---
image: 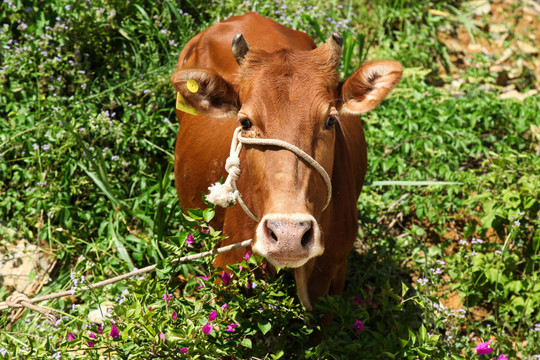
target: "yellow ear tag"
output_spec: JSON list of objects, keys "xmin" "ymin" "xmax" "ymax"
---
[
  {"xmin": 176, "ymin": 92, "xmax": 198, "ymax": 116},
  {"xmin": 187, "ymin": 79, "xmax": 199, "ymax": 93}
]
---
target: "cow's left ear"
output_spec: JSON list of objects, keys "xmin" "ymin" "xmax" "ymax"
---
[
  {"xmin": 339, "ymin": 60, "xmax": 403, "ymax": 115},
  {"xmin": 171, "ymin": 68, "xmax": 240, "ymax": 118}
]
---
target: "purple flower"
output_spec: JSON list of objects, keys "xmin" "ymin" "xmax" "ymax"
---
[
  {"xmin": 497, "ymin": 355, "xmax": 508, "ymax": 360},
  {"xmin": 87, "ymin": 340, "xmax": 94, "ymax": 347},
  {"xmin": 172, "ymin": 312, "xmax": 177, "ymax": 321},
  {"xmin": 110, "ymin": 325, "xmax": 119, "ymax": 338},
  {"xmin": 208, "ymin": 310, "xmax": 217, "ymax": 322},
  {"xmin": 226, "ymin": 323, "xmax": 238, "ymax": 332},
  {"xmin": 202, "ymin": 323, "xmax": 213, "ymax": 335},
  {"xmin": 88, "ymin": 332, "xmax": 96, "ymax": 339},
  {"xmin": 67, "ymin": 332, "xmax": 76, "ymax": 341},
  {"xmin": 186, "ymin": 234, "xmax": 194, "ymax": 245},
  {"xmin": 221, "ymin": 271, "xmax": 231, "ymax": 285},
  {"xmin": 160, "ymin": 331, "xmax": 166, "ymax": 342},
  {"xmin": 475, "ymin": 341, "xmax": 494, "ymax": 355},
  {"xmin": 221, "ymin": 303, "xmax": 228, "ymax": 311},
  {"xmin": 353, "ymin": 320, "xmax": 364, "ymax": 333},
  {"xmin": 244, "ymin": 251, "xmax": 251, "ymax": 261},
  {"xmin": 96, "ymin": 325, "xmax": 103, "ymax": 335},
  {"xmin": 179, "ymin": 348, "xmax": 188, "ymax": 354}
]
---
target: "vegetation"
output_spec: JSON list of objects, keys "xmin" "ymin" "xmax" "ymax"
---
[{"xmin": 1, "ymin": 0, "xmax": 538, "ymax": 359}]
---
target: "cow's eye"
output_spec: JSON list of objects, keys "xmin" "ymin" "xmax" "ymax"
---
[
  {"xmin": 324, "ymin": 115, "xmax": 338, "ymax": 130},
  {"xmin": 240, "ymin": 118, "xmax": 253, "ymax": 130}
]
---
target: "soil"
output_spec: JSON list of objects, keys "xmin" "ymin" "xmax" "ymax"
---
[{"xmin": 435, "ymin": 0, "xmax": 540, "ymax": 99}]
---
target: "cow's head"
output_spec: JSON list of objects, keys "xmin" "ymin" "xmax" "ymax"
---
[{"xmin": 171, "ymin": 34, "xmax": 402, "ymax": 269}]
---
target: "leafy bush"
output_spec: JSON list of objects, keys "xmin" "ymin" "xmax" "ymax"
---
[{"xmin": 1, "ymin": 0, "xmax": 539, "ymax": 359}]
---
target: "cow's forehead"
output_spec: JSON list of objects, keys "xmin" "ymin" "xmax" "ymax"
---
[{"xmin": 236, "ymin": 48, "xmax": 340, "ymax": 120}]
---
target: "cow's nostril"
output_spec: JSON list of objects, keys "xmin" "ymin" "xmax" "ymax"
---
[
  {"xmin": 301, "ymin": 226, "xmax": 313, "ymax": 248},
  {"xmin": 269, "ymin": 229, "xmax": 278, "ymax": 242}
]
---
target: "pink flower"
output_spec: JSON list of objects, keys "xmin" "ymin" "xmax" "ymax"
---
[
  {"xmin": 148, "ymin": 306, "xmax": 153, "ymax": 311},
  {"xmin": 162, "ymin": 293, "xmax": 173, "ymax": 304},
  {"xmin": 497, "ymin": 355, "xmax": 508, "ymax": 360},
  {"xmin": 475, "ymin": 341, "xmax": 494, "ymax": 355},
  {"xmin": 172, "ymin": 312, "xmax": 177, "ymax": 321},
  {"xmin": 179, "ymin": 348, "xmax": 188, "ymax": 354},
  {"xmin": 88, "ymin": 332, "xmax": 96, "ymax": 339},
  {"xmin": 87, "ymin": 340, "xmax": 94, "ymax": 347},
  {"xmin": 244, "ymin": 251, "xmax": 251, "ymax": 261},
  {"xmin": 208, "ymin": 310, "xmax": 217, "ymax": 322},
  {"xmin": 110, "ymin": 325, "xmax": 119, "ymax": 338},
  {"xmin": 221, "ymin": 303, "xmax": 228, "ymax": 311},
  {"xmin": 353, "ymin": 296, "xmax": 364, "ymax": 306},
  {"xmin": 67, "ymin": 332, "xmax": 76, "ymax": 341},
  {"xmin": 197, "ymin": 275, "xmax": 209, "ymax": 289},
  {"xmin": 201, "ymin": 228, "xmax": 209, "ymax": 234},
  {"xmin": 160, "ymin": 331, "xmax": 166, "ymax": 342},
  {"xmin": 202, "ymin": 323, "xmax": 213, "ymax": 335},
  {"xmin": 221, "ymin": 271, "xmax": 231, "ymax": 285},
  {"xmin": 353, "ymin": 320, "xmax": 364, "ymax": 333},
  {"xmin": 186, "ymin": 234, "xmax": 194, "ymax": 245},
  {"xmin": 96, "ymin": 325, "xmax": 103, "ymax": 335},
  {"xmin": 226, "ymin": 323, "xmax": 238, "ymax": 332}
]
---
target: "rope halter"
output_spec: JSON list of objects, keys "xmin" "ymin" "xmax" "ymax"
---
[{"xmin": 206, "ymin": 127, "xmax": 332, "ymax": 222}]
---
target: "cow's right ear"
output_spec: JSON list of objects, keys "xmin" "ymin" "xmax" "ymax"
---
[
  {"xmin": 339, "ymin": 60, "xmax": 402, "ymax": 115},
  {"xmin": 171, "ymin": 69, "xmax": 240, "ymax": 118}
]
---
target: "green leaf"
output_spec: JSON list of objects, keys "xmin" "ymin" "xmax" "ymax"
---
[
  {"xmin": 187, "ymin": 209, "xmax": 203, "ymax": 220},
  {"xmin": 418, "ymin": 324, "xmax": 427, "ymax": 343},
  {"xmin": 258, "ymin": 321, "xmax": 272, "ymax": 335},
  {"xmin": 505, "ymin": 280, "xmax": 523, "ymax": 294},
  {"xmin": 241, "ymin": 338, "xmax": 252, "ymax": 349},
  {"xmin": 109, "ymin": 214, "xmax": 134, "ymax": 269},
  {"xmin": 203, "ymin": 207, "xmax": 215, "ymax": 223}
]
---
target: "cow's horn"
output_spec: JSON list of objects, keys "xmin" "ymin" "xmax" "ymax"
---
[
  {"xmin": 232, "ymin": 33, "xmax": 250, "ymax": 65},
  {"xmin": 331, "ymin": 33, "xmax": 343, "ymax": 49},
  {"xmin": 328, "ymin": 33, "xmax": 343, "ymax": 62},
  {"xmin": 314, "ymin": 33, "xmax": 343, "ymax": 70}
]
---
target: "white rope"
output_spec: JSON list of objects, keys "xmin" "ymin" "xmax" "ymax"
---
[{"xmin": 206, "ymin": 127, "xmax": 332, "ymax": 222}]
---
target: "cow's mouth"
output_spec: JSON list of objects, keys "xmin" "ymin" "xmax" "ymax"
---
[{"xmin": 253, "ymin": 213, "xmax": 324, "ymax": 268}]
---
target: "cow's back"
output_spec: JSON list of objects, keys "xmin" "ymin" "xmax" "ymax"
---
[{"xmin": 177, "ymin": 12, "xmax": 317, "ymax": 82}]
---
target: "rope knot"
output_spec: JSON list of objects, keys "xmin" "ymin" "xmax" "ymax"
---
[
  {"xmin": 6, "ymin": 293, "xmax": 30, "ymax": 308},
  {"xmin": 225, "ymin": 156, "xmax": 241, "ymax": 180}
]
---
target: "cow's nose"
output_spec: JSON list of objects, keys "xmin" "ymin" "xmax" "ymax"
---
[
  {"xmin": 254, "ymin": 213, "xmax": 323, "ymax": 268},
  {"xmin": 265, "ymin": 218, "xmax": 314, "ymax": 248}
]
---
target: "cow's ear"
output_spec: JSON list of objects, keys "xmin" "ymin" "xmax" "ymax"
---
[
  {"xmin": 339, "ymin": 60, "xmax": 402, "ymax": 115},
  {"xmin": 171, "ymin": 69, "xmax": 240, "ymax": 118}
]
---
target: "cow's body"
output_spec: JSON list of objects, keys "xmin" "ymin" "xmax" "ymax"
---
[{"xmin": 172, "ymin": 12, "xmax": 402, "ymax": 309}]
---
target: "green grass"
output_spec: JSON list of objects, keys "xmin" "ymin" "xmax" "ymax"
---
[{"xmin": 1, "ymin": 0, "xmax": 539, "ymax": 359}]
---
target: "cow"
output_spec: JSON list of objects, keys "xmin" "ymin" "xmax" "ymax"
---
[{"xmin": 171, "ymin": 12, "xmax": 402, "ymax": 310}]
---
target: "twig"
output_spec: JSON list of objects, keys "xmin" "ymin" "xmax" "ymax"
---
[{"xmin": 0, "ymin": 239, "xmax": 252, "ymax": 323}]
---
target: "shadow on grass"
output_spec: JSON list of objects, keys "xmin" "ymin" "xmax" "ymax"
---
[{"xmin": 314, "ymin": 224, "xmax": 426, "ymax": 357}]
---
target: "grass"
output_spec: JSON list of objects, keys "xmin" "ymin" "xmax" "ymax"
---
[{"xmin": 1, "ymin": 0, "xmax": 539, "ymax": 359}]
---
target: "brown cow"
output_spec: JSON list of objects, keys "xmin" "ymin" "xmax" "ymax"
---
[{"xmin": 171, "ymin": 12, "xmax": 402, "ymax": 310}]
